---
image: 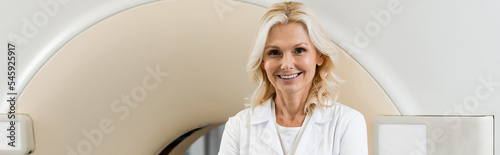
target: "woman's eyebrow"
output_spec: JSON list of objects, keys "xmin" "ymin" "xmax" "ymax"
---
[
  {"xmin": 294, "ymin": 42, "xmax": 308, "ymax": 47},
  {"xmin": 265, "ymin": 42, "xmax": 308, "ymax": 50},
  {"xmin": 264, "ymin": 45, "xmax": 279, "ymax": 50}
]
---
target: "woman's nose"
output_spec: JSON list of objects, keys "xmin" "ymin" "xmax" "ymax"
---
[{"xmin": 280, "ymin": 53, "xmax": 294, "ymax": 71}]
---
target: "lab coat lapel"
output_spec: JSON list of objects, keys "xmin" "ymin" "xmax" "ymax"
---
[
  {"xmin": 294, "ymin": 106, "xmax": 332, "ymax": 154},
  {"xmin": 251, "ymin": 99, "xmax": 283, "ymax": 155},
  {"xmin": 260, "ymin": 119, "xmax": 283, "ymax": 154}
]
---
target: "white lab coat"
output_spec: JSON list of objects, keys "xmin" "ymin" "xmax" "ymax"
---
[{"xmin": 218, "ymin": 98, "xmax": 368, "ymax": 155}]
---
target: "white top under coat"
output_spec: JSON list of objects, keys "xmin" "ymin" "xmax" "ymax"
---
[
  {"xmin": 275, "ymin": 124, "xmax": 300, "ymax": 154},
  {"xmin": 218, "ymin": 98, "xmax": 368, "ymax": 155}
]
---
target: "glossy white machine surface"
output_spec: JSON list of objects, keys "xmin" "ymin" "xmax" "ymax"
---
[
  {"xmin": 374, "ymin": 116, "xmax": 494, "ymax": 155},
  {"xmin": 1, "ymin": 0, "xmax": 499, "ymax": 154}
]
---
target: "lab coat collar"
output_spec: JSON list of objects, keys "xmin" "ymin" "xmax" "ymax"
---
[
  {"xmin": 250, "ymin": 98, "xmax": 335, "ymax": 154},
  {"xmin": 250, "ymin": 98, "xmax": 334, "ymax": 124},
  {"xmin": 311, "ymin": 100, "xmax": 335, "ymax": 123},
  {"xmin": 250, "ymin": 99, "xmax": 272, "ymax": 125}
]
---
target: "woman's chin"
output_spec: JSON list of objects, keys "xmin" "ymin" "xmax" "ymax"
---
[{"xmin": 276, "ymin": 86, "xmax": 302, "ymax": 95}]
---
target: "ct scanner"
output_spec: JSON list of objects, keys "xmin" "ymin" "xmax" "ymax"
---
[{"xmin": 0, "ymin": 0, "xmax": 499, "ymax": 154}]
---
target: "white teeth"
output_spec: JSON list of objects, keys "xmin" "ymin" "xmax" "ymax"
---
[{"xmin": 279, "ymin": 73, "xmax": 299, "ymax": 79}]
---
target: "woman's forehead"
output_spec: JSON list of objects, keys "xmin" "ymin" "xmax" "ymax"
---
[{"xmin": 265, "ymin": 23, "xmax": 312, "ymax": 47}]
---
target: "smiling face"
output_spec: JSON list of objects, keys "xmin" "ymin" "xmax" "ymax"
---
[{"xmin": 261, "ymin": 23, "xmax": 324, "ymax": 95}]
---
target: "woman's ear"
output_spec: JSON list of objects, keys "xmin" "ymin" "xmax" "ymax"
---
[{"xmin": 317, "ymin": 54, "xmax": 325, "ymax": 66}]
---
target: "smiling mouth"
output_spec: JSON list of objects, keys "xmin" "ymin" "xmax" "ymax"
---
[{"xmin": 277, "ymin": 72, "xmax": 302, "ymax": 79}]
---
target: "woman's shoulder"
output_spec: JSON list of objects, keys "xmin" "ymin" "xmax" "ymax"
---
[
  {"xmin": 228, "ymin": 100, "xmax": 272, "ymax": 123},
  {"xmin": 335, "ymin": 103, "xmax": 364, "ymax": 116},
  {"xmin": 324, "ymin": 101, "xmax": 366, "ymax": 122}
]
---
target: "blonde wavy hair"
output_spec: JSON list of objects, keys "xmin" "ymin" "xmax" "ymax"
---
[{"xmin": 246, "ymin": 1, "xmax": 345, "ymax": 113}]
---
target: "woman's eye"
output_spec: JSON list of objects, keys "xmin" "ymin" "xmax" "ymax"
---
[
  {"xmin": 295, "ymin": 48, "xmax": 306, "ymax": 54},
  {"xmin": 269, "ymin": 50, "xmax": 280, "ymax": 55}
]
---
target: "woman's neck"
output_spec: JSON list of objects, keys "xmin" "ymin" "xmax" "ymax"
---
[{"xmin": 274, "ymin": 90, "xmax": 309, "ymax": 127}]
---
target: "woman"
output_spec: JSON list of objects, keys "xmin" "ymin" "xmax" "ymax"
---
[{"xmin": 219, "ymin": 2, "xmax": 367, "ymax": 155}]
